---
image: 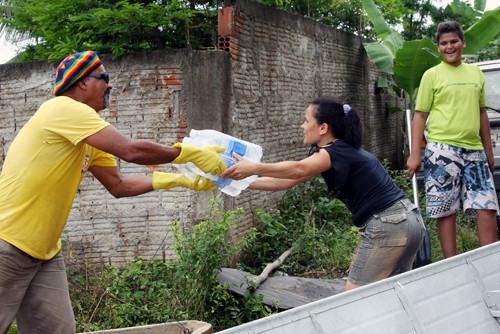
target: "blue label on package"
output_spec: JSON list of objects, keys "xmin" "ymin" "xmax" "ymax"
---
[
  {"xmin": 230, "ymin": 140, "xmax": 247, "ymax": 156},
  {"xmin": 224, "ymin": 140, "xmax": 247, "ymax": 169},
  {"xmin": 214, "ymin": 177, "xmax": 232, "ymax": 188}
]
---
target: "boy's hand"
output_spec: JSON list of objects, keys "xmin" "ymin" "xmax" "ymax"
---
[{"xmin": 406, "ymin": 153, "xmax": 422, "ymax": 179}]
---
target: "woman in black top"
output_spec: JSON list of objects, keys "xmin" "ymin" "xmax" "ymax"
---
[{"xmin": 221, "ymin": 96, "xmax": 426, "ymax": 290}]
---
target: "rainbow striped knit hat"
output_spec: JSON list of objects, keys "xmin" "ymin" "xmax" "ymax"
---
[{"xmin": 53, "ymin": 51, "xmax": 103, "ymax": 96}]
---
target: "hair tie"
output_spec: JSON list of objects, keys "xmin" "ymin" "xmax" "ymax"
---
[{"xmin": 343, "ymin": 104, "xmax": 351, "ymax": 115}]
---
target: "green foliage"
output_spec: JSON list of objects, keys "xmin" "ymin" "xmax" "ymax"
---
[
  {"xmin": 68, "ymin": 197, "xmax": 272, "ymax": 332},
  {"xmin": 240, "ymin": 177, "xmax": 360, "ymax": 278},
  {"xmin": 0, "ymin": 0, "xmax": 217, "ymax": 63},
  {"xmin": 370, "ymin": 0, "xmax": 491, "ymax": 45},
  {"xmin": 7, "ymin": 322, "xmax": 16, "ymax": 334},
  {"xmin": 463, "ymin": 7, "xmax": 500, "ymax": 55},
  {"xmin": 392, "ymin": 38, "xmax": 440, "ymax": 102},
  {"xmin": 170, "ymin": 197, "xmax": 257, "ymax": 322},
  {"xmin": 477, "ymin": 35, "xmax": 500, "ymax": 61},
  {"xmin": 456, "ymin": 214, "xmax": 481, "ymax": 253},
  {"xmin": 69, "ymin": 256, "xmax": 177, "ymax": 331}
]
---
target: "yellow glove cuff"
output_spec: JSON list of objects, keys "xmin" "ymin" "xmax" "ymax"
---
[
  {"xmin": 152, "ymin": 172, "xmax": 217, "ymax": 192},
  {"xmin": 171, "ymin": 142, "xmax": 194, "ymax": 164},
  {"xmin": 152, "ymin": 172, "xmax": 186, "ymax": 190}
]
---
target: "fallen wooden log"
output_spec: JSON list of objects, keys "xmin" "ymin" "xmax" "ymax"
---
[{"xmin": 217, "ymin": 268, "xmax": 346, "ymax": 310}]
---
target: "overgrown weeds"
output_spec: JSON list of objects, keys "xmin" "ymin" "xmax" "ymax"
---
[
  {"xmin": 239, "ymin": 177, "xmax": 359, "ymax": 278},
  {"xmin": 67, "ymin": 197, "xmax": 275, "ymax": 333}
]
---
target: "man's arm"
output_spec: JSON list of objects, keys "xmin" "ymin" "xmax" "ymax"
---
[
  {"xmin": 407, "ymin": 111, "xmax": 429, "ymax": 178},
  {"xmin": 89, "ymin": 165, "xmax": 154, "ymax": 198},
  {"xmin": 84, "ymin": 125, "xmax": 180, "ymax": 165},
  {"xmin": 84, "ymin": 125, "xmax": 226, "ymax": 175},
  {"xmin": 89, "ymin": 165, "xmax": 217, "ymax": 198},
  {"xmin": 479, "ymin": 106, "xmax": 495, "ymax": 173}
]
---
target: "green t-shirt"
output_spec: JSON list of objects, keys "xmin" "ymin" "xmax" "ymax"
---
[{"xmin": 416, "ymin": 61, "xmax": 486, "ymax": 150}]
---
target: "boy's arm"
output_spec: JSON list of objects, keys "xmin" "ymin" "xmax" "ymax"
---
[
  {"xmin": 479, "ymin": 107, "xmax": 495, "ymax": 173},
  {"xmin": 407, "ymin": 111, "xmax": 429, "ymax": 178}
]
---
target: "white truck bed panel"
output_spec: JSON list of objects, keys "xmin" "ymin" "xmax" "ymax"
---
[{"xmin": 216, "ymin": 242, "xmax": 500, "ymax": 334}]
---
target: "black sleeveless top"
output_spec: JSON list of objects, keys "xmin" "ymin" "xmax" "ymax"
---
[{"xmin": 317, "ymin": 140, "xmax": 406, "ymax": 227}]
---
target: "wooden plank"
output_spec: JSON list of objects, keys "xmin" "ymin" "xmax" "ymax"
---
[{"xmin": 82, "ymin": 320, "xmax": 212, "ymax": 334}]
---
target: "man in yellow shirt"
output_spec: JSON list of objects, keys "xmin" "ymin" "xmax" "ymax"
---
[
  {"xmin": 0, "ymin": 51, "xmax": 226, "ymax": 334},
  {"xmin": 407, "ymin": 22, "xmax": 498, "ymax": 259}
]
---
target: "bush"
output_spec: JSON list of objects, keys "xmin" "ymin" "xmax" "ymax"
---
[
  {"xmin": 240, "ymin": 177, "xmax": 360, "ymax": 278},
  {"xmin": 68, "ymin": 197, "xmax": 274, "ymax": 333}
]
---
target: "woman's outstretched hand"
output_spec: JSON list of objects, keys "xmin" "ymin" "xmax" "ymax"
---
[{"xmin": 221, "ymin": 153, "xmax": 258, "ymax": 180}]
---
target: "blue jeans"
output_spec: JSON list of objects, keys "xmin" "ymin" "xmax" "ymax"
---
[{"xmin": 348, "ymin": 198, "xmax": 426, "ymax": 286}]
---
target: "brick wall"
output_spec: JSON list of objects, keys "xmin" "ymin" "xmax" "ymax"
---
[
  {"xmin": 218, "ymin": 0, "xmax": 405, "ymax": 240},
  {"xmin": 0, "ymin": 51, "xmax": 234, "ymax": 266},
  {"xmin": 0, "ymin": 0, "xmax": 404, "ymax": 266}
]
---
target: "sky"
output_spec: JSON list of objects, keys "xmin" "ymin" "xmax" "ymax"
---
[{"xmin": 0, "ymin": 0, "xmax": 499, "ymax": 64}]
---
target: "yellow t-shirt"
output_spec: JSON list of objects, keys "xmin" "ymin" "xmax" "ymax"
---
[
  {"xmin": 0, "ymin": 96, "xmax": 117, "ymax": 260},
  {"xmin": 416, "ymin": 62, "xmax": 486, "ymax": 149}
]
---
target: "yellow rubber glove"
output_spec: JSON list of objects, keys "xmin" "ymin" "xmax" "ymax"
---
[
  {"xmin": 172, "ymin": 143, "xmax": 226, "ymax": 175},
  {"xmin": 152, "ymin": 172, "xmax": 217, "ymax": 191}
]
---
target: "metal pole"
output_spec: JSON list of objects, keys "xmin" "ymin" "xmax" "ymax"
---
[{"xmin": 406, "ymin": 103, "xmax": 419, "ymax": 209}]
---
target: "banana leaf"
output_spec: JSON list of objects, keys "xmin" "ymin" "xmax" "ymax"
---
[
  {"xmin": 463, "ymin": 9, "xmax": 500, "ymax": 54},
  {"xmin": 474, "ymin": 0, "xmax": 487, "ymax": 11},
  {"xmin": 361, "ymin": 0, "xmax": 403, "ymax": 55},
  {"xmin": 363, "ymin": 42, "xmax": 395, "ymax": 75},
  {"xmin": 392, "ymin": 39, "xmax": 440, "ymax": 105},
  {"xmin": 361, "ymin": 0, "xmax": 390, "ymax": 36}
]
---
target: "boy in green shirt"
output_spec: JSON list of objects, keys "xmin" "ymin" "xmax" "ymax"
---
[{"xmin": 407, "ymin": 21, "xmax": 498, "ymax": 258}]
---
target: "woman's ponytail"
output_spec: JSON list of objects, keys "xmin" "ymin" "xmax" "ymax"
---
[{"xmin": 311, "ymin": 97, "xmax": 363, "ymax": 149}]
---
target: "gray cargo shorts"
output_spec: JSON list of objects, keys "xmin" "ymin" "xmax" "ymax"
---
[
  {"xmin": 0, "ymin": 239, "xmax": 75, "ymax": 334},
  {"xmin": 348, "ymin": 198, "xmax": 426, "ymax": 286}
]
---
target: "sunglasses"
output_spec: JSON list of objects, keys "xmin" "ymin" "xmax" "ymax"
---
[{"xmin": 86, "ymin": 73, "xmax": 110, "ymax": 84}]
